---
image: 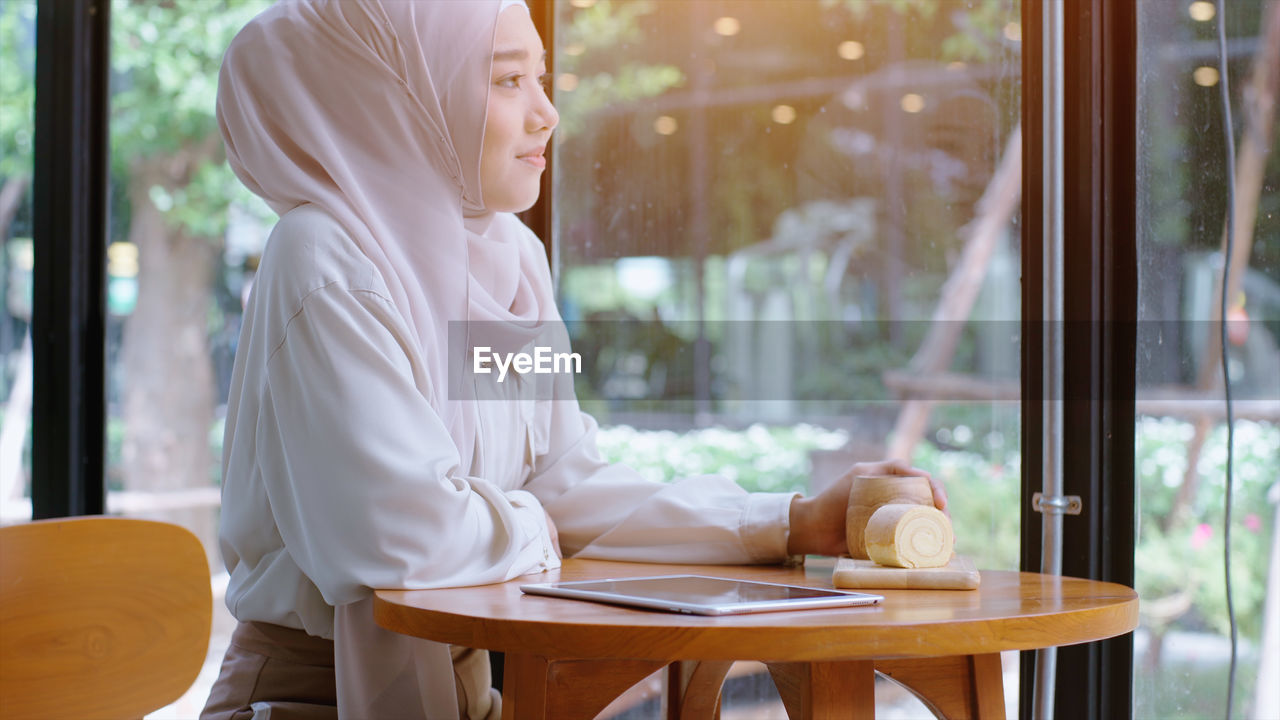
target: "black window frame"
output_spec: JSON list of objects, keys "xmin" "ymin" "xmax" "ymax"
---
[
  {"xmin": 1019, "ymin": 1, "xmax": 1137, "ymax": 717},
  {"xmin": 31, "ymin": 0, "xmax": 110, "ymax": 518}
]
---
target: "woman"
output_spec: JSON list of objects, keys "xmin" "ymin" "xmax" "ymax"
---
[{"xmin": 205, "ymin": 2, "xmax": 945, "ymax": 718}]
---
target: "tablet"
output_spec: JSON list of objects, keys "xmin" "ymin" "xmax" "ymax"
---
[{"xmin": 519, "ymin": 574, "xmax": 883, "ymax": 616}]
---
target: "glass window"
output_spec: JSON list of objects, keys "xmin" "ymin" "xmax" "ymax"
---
[
  {"xmin": 0, "ymin": 0, "xmax": 35, "ymax": 525},
  {"xmin": 552, "ymin": 1, "xmax": 1022, "ymax": 714},
  {"xmin": 107, "ymin": 1, "xmax": 272, "ymax": 715},
  {"xmin": 1135, "ymin": 1, "xmax": 1279, "ymax": 718}
]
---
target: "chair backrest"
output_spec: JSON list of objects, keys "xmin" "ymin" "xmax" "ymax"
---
[{"xmin": 0, "ymin": 516, "xmax": 212, "ymax": 720}]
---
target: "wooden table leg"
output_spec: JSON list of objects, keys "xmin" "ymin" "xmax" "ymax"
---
[
  {"xmin": 501, "ymin": 653, "xmax": 549, "ymax": 720},
  {"xmin": 766, "ymin": 660, "xmax": 876, "ymax": 720},
  {"xmin": 874, "ymin": 654, "xmax": 1005, "ymax": 720},
  {"xmin": 667, "ymin": 660, "xmax": 734, "ymax": 720},
  {"xmin": 501, "ymin": 652, "xmax": 667, "ymax": 720}
]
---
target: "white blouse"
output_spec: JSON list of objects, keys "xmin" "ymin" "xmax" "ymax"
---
[{"xmin": 218, "ymin": 205, "xmax": 797, "ymax": 718}]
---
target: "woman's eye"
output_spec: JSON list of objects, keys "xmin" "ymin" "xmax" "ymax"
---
[
  {"xmin": 538, "ymin": 73, "xmax": 552, "ymax": 92},
  {"xmin": 496, "ymin": 74, "xmax": 522, "ymax": 88}
]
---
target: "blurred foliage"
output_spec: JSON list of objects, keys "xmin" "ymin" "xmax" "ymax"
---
[
  {"xmin": 595, "ymin": 423, "xmax": 848, "ymax": 494},
  {"xmin": 111, "ymin": 0, "xmax": 258, "ymax": 164},
  {"xmin": 820, "ymin": 0, "xmax": 938, "ymax": 21},
  {"xmin": 939, "ymin": 0, "xmax": 1015, "ymax": 62},
  {"xmin": 792, "ymin": 340, "xmax": 910, "ymax": 403},
  {"xmin": 0, "ymin": 1, "xmax": 35, "ymax": 179},
  {"xmin": 554, "ymin": 0, "xmax": 684, "ymax": 139},
  {"xmin": 910, "ymin": 422, "xmax": 1021, "ymax": 570},
  {"xmin": 1136, "ymin": 417, "xmax": 1278, "ymax": 640},
  {"xmin": 110, "ymin": 0, "xmax": 273, "ymax": 239},
  {"xmin": 820, "ymin": 0, "xmax": 1013, "ymax": 62},
  {"xmin": 597, "ymin": 416, "xmax": 1025, "ymax": 571}
]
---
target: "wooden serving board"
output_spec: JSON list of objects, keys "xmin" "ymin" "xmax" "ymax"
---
[{"xmin": 832, "ymin": 555, "xmax": 981, "ymax": 590}]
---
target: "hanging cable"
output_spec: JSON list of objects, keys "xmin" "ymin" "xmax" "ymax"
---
[{"xmin": 1212, "ymin": 0, "xmax": 1239, "ymax": 717}]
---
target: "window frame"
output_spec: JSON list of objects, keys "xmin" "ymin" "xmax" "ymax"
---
[
  {"xmin": 520, "ymin": 1, "xmax": 555, "ymax": 264},
  {"xmin": 1019, "ymin": 1, "xmax": 1137, "ymax": 717},
  {"xmin": 31, "ymin": 0, "xmax": 110, "ymax": 518}
]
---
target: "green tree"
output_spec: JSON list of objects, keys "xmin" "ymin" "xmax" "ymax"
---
[
  {"xmin": 109, "ymin": 0, "xmax": 266, "ymax": 532},
  {"xmin": 0, "ymin": 1, "xmax": 35, "ymax": 232},
  {"xmin": 821, "ymin": 0, "xmax": 1012, "ymax": 63},
  {"xmin": 0, "ymin": 1, "xmax": 36, "ymax": 509},
  {"xmin": 553, "ymin": 0, "xmax": 684, "ymax": 140}
]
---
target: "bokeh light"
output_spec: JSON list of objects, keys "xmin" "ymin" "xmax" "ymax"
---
[
  {"xmin": 837, "ymin": 40, "xmax": 865, "ymax": 60},
  {"xmin": 714, "ymin": 16, "xmax": 741, "ymax": 37},
  {"xmin": 1188, "ymin": 1, "xmax": 1216, "ymax": 22},
  {"xmin": 1193, "ymin": 66, "xmax": 1220, "ymax": 87},
  {"xmin": 556, "ymin": 73, "xmax": 579, "ymax": 92}
]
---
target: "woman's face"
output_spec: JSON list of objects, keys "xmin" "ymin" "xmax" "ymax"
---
[{"xmin": 480, "ymin": 7, "xmax": 558, "ymax": 213}]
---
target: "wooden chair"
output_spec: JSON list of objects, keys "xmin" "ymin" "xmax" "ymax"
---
[{"xmin": 0, "ymin": 516, "xmax": 212, "ymax": 720}]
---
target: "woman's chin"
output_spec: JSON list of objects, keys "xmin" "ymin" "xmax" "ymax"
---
[{"xmin": 484, "ymin": 189, "xmax": 541, "ymax": 214}]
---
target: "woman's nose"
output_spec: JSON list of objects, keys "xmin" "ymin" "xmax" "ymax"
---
[{"xmin": 529, "ymin": 82, "xmax": 559, "ymax": 133}]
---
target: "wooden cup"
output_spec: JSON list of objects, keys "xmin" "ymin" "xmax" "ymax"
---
[{"xmin": 845, "ymin": 474, "xmax": 934, "ymax": 559}]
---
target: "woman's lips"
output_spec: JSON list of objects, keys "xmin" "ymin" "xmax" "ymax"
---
[{"xmin": 518, "ymin": 152, "xmax": 546, "ymax": 169}]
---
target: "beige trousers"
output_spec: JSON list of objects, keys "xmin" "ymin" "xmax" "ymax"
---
[{"xmin": 200, "ymin": 622, "xmax": 499, "ymax": 720}]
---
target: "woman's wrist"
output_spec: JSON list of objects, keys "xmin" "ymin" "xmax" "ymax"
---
[{"xmin": 787, "ymin": 495, "xmax": 814, "ymax": 556}]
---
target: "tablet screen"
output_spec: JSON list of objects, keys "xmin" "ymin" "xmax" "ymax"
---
[{"xmin": 520, "ymin": 574, "xmax": 882, "ymax": 615}]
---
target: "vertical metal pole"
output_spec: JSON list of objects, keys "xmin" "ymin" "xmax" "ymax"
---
[{"xmin": 1034, "ymin": 0, "xmax": 1065, "ymax": 716}]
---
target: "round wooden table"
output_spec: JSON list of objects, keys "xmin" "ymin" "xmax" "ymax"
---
[{"xmin": 375, "ymin": 559, "xmax": 1138, "ymax": 720}]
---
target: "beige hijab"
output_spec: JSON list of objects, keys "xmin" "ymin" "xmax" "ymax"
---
[{"xmin": 216, "ymin": 0, "xmax": 556, "ymax": 464}]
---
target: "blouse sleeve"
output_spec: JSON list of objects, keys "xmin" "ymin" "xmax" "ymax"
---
[
  {"xmin": 254, "ymin": 282, "xmax": 558, "ymax": 608},
  {"xmin": 521, "ymin": 399, "xmax": 798, "ymax": 565}
]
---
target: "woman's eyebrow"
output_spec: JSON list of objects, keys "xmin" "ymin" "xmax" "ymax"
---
[{"xmin": 492, "ymin": 48, "xmax": 547, "ymax": 63}]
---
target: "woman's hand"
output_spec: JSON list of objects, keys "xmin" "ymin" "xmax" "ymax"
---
[{"xmin": 787, "ymin": 459, "xmax": 944, "ymax": 557}]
